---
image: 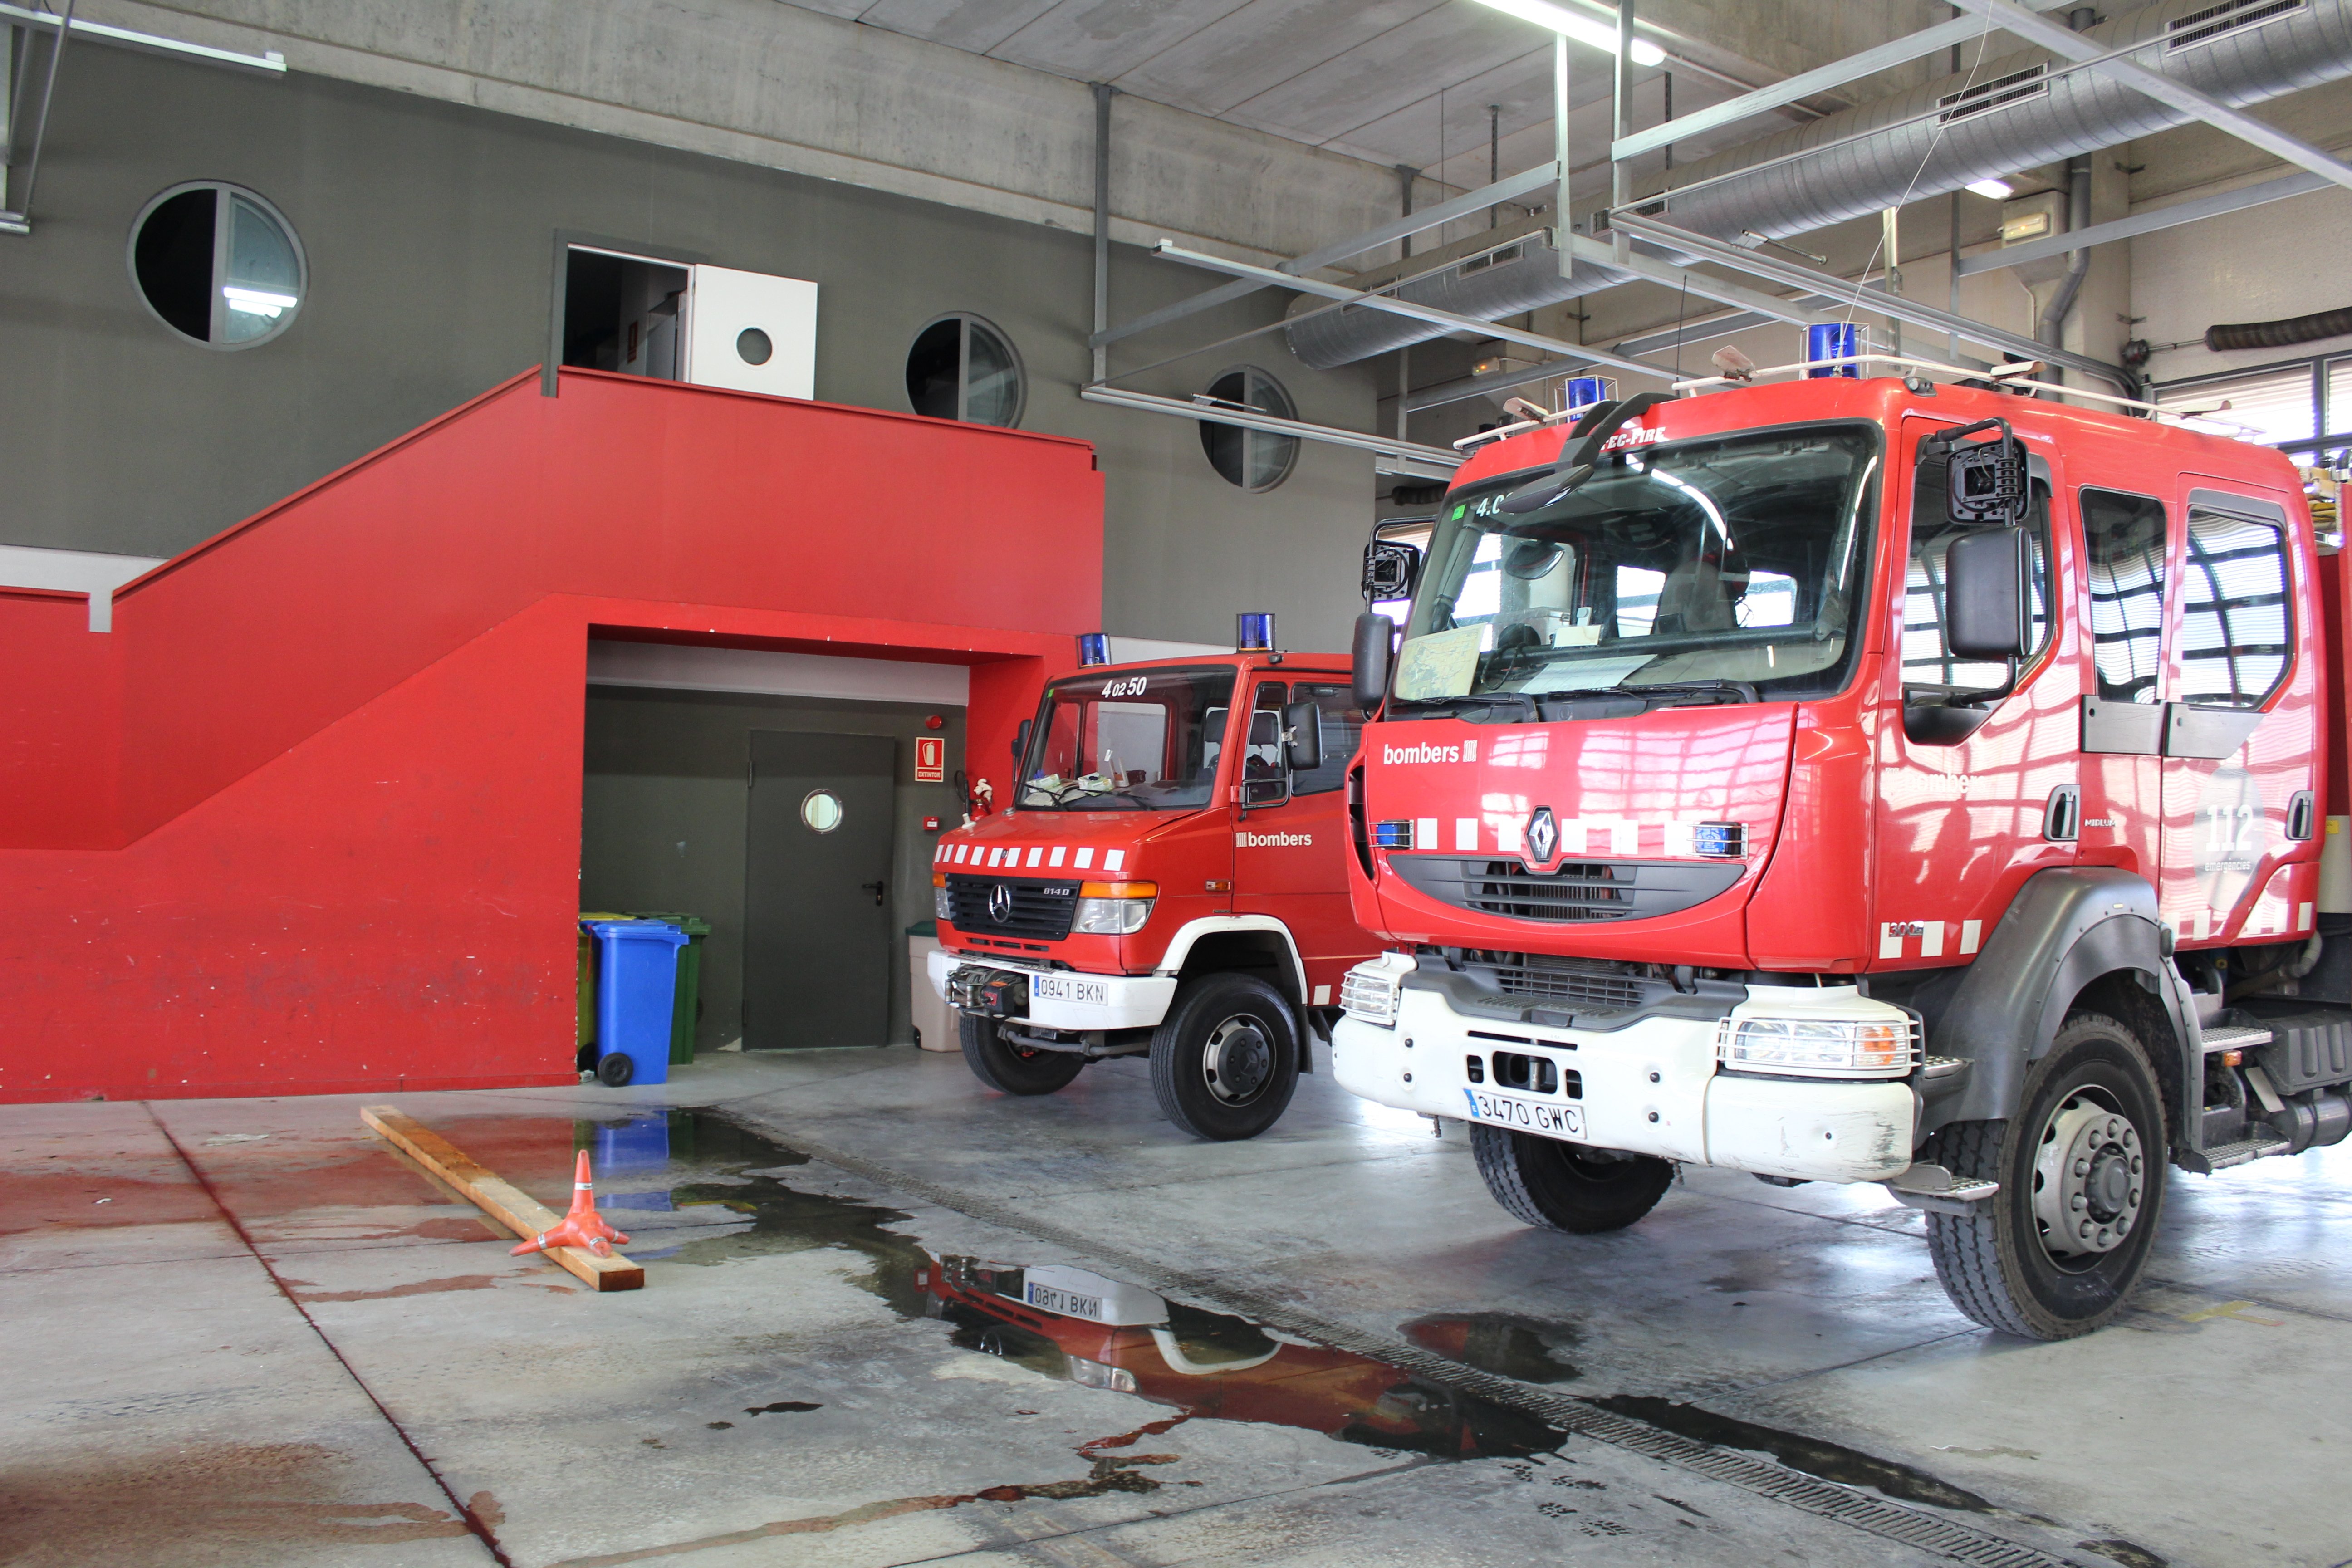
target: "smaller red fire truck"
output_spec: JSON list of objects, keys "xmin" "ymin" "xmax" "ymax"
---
[{"xmin": 930, "ymin": 627, "xmax": 1375, "ymax": 1139}]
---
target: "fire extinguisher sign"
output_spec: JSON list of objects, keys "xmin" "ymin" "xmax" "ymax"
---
[{"xmin": 915, "ymin": 736, "xmax": 946, "ymax": 783}]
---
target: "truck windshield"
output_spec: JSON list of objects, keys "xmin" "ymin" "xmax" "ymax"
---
[
  {"xmin": 1400, "ymin": 422, "xmax": 1880, "ymax": 705},
  {"xmin": 1019, "ymin": 666, "xmax": 1238, "ymax": 811}
]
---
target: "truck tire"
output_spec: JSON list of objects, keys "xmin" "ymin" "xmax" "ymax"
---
[
  {"xmin": 960, "ymin": 1011, "xmax": 1084, "ymax": 1096},
  {"xmin": 1150, "ymin": 973, "xmax": 1299, "ymax": 1141},
  {"xmin": 1922, "ymin": 1012, "xmax": 2167, "ymax": 1341},
  {"xmin": 1469, "ymin": 1123, "xmax": 1673, "ymax": 1233}
]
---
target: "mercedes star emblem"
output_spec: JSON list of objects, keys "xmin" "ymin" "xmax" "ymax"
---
[
  {"xmin": 1525, "ymin": 805, "xmax": 1559, "ymax": 867},
  {"xmin": 987, "ymin": 884, "xmax": 1014, "ymax": 924}
]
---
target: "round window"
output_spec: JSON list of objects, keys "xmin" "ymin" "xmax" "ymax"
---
[
  {"xmin": 1200, "ymin": 367, "xmax": 1298, "ymax": 490},
  {"xmin": 127, "ymin": 182, "xmax": 306, "ymax": 348},
  {"xmin": 801, "ymin": 790, "xmax": 844, "ymax": 833},
  {"xmin": 736, "ymin": 327, "xmax": 773, "ymax": 366},
  {"xmin": 905, "ymin": 313, "xmax": 1025, "ymax": 426}
]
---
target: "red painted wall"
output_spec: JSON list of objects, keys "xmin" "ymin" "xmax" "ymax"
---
[{"xmin": 0, "ymin": 369, "xmax": 1102, "ymax": 1102}]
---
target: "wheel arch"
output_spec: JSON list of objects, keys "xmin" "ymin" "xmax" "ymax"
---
[
  {"xmin": 1156, "ymin": 916, "xmax": 1313, "ymax": 1068},
  {"xmin": 1921, "ymin": 867, "xmax": 2195, "ymax": 1145}
]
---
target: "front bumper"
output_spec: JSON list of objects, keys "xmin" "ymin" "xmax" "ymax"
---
[
  {"xmin": 1331, "ymin": 960, "xmax": 1914, "ymax": 1184},
  {"xmin": 926, "ymin": 946, "xmax": 1177, "ymax": 1033}
]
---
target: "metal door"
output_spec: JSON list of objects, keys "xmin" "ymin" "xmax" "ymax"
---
[
  {"xmin": 743, "ymin": 731, "xmax": 897, "ymax": 1048},
  {"xmin": 685, "ymin": 264, "xmax": 818, "ymax": 398},
  {"xmin": 1233, "ymin": 679, "xmax": 1369, "ymax": 1007}
]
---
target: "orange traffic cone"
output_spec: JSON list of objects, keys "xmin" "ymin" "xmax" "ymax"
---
[{"xmin": 512, "ymin": 1150, "xmax": 632, "ymax": 1259}]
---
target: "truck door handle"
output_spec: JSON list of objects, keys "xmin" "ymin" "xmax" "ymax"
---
[
  {"xmin": 860, "ymin": 881, "xmax": 887, "ymax": 906},
  {"xmin": 2044, "ymin": 784, "xmax": 2080, "ymax": 843}
]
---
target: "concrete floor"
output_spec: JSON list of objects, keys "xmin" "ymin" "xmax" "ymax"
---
[{"xmin": 5, "ymin": 1048, "xmax": 2348, "ymax": 1568}]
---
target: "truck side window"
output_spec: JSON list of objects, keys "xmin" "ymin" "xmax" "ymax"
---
[
  {"xmin": 1287, "ymin": 682, "xmax": 1366, "ymax": 797},
  {"xmin": 1902, "ymin": 470, "xmax": 2052, "ymax": 693},
  {"xmin": 1242, "ymin": 683, "xmax": 1287, "ymax": 805},
  {"xmin": 2176, "ymin": 498, "xmax": 2293, "ymax": 709},
  {"xmin": 2079, "ymin": 489, "xmax": 2167, "ymax": 704}
]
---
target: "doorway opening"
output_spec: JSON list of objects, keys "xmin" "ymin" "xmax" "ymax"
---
[{"xmin": 562, "ymin": 247, "xmax": 691, "ymax": 379}]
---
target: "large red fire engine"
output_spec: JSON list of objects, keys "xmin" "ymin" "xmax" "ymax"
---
[
  {"xmin": 1332, "ymin": 368, "xmax": 2352, "ymax": 1339},
  {"xmin": 931, "ymin": 634, "xmax": 1376, "ymax": 1139}
]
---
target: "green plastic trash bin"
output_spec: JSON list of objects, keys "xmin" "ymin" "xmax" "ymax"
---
[{"xmin": 627, "ymin": 911, "xmax": 710, "ymax": 1065}]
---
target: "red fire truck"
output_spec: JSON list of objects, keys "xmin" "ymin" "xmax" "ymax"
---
[
  {"xmin": 1332, "ymin": 370, "xmax": 2352, "ymax": 1339},
  {"xmin": 931, "ymin": 634, "xmax": 1375, "ymax": 1139}
]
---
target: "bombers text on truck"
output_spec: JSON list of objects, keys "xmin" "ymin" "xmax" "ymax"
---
[{"xmin": 1332, "ymin": 373, "xmax": 2351, "ymax": 1339}]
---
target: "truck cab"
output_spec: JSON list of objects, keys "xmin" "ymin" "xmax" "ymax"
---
[
  {"xmin": 1332, "ymin": 372, "xmax": 2348, "ymax": 1339},
  {"xmin": 931, "ymin": 645, "xmax": 1376, "ymax": 1138}
]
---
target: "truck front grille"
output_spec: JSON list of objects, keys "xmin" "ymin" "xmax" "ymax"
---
[
  {"xmin": 945, "ymin": 876, "xmax": 1078, "ymax": 941},
  {"xmin": 1392, "ymin": 856, "xmax": 1744, "ymax": 924},
  {"xmin": 1489, "ymin": 963, "xmax": 1646, "ymax": 1010}
]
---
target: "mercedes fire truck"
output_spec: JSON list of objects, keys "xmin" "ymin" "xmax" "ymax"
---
[
  {"xmin": 931, "ymin": 636, "xmax": 1376, "ymax": 1140},
  {"xmin": 1331, "ymin": 370, "xmax": 2352, "ymax": 1339}
]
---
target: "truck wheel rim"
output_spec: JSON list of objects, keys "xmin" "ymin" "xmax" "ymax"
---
[
  {"xmin": 2031, "ymin": 1089, "xmax": 2144, "ymax": 1263},
  {"xmin": 1202, "ymin": 1016, "xmax": 1273, "ymax": 1105}
]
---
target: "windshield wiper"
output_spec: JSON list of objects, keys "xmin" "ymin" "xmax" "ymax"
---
[{"xmin": 1616, "ymin": 680, "xmax": 1758, "ymax": 705}]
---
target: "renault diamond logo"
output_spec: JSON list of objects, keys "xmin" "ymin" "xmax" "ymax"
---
[
  {"xmin": 1525, "ymin": 806, "xmax": 1558, "ymax": 867},
  {"xmin": 988, "ymin": 884, "xmax": 1014, "ymax": 924}
]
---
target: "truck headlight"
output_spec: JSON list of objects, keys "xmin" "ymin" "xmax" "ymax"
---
[
  {"xmin": 1716, "ymin": 988, "xmax": 1920, "ymax": 1078},
  {"xmin": 933, "ymin": 872, "xmax": 953, "ymax": 922},
  {"xmin": 1073, "ymin": 881, "xmax": 1155, "ymax": 935},
  {"xmin": 1340, "ymin": 964, "xmax": 1400, "ymax": 1026}
]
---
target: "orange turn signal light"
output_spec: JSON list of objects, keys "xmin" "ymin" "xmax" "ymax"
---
[
  {"xmin": 932, "ymin": 872, "xmax": 947, "ymax": 888},
  {"xmin": 1204, "ymin": 878, "xmax": 1234, "ymax": 893},
  {"xmin": 2221, "ymin": 1049, "xmax": 2244, "ymax": 1067},
  {"xmin": 1079, "ymin": 880, "xmax": 1157, "ymax": 899}
]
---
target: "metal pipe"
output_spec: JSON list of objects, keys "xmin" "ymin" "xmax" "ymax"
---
[
  {"xmin": 1612, "ymin": 0, "xmax": 1634, "ymax": 263},
  {"xmin": 2039, "ymin": 154, "xmax": 2095, "ymax": 367},
  {"xmin": 1091, "ymin": 83, "xmax": 1112, "ymax": 383},
  {"xmin": 0, "ymin": 2, "xmax": 281, "ymax": 75},
  {"xmin": 1078, "ymin": 383, "xmax": 1462, "ymax": 476},
  {"xmin": 0, "ymin": 0, "xmax": 72, "ymax": 235},
  {"xmin": 1555, "ymin": 32, "xmax": 1571, "ymax": 279}
]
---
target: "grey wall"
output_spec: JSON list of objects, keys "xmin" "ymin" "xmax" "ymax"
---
[
  {"xmin": 1, "ymin": 44, "xmax": 1382, "ymax": 651},
  {"xmin": 580, "ymin": 686, "xmax": 967, "ymax": 1051}
]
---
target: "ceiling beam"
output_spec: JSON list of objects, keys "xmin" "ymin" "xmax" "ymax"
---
[
  {"xmin": 1092, "ymin": 161, "xmax": 1563, "ymax": 349},
  {"xmin": 1956, "ymin": 170, "xmax": 2332, "ymax": 276},
  {"xmin": 1944, "ymin": 0, "xmax": 2352, "ymax": 193},
  {"xmin": 1610, "ymin": 0, "xmax": 2078, "ymax": 163},
  {"xmin": 1606, "ymin": 211, "xmax": 2127, "ymax": 381},
  {"xmin": 1151, "ymin": 240, "xmax": 1678, "ymax": 383}
]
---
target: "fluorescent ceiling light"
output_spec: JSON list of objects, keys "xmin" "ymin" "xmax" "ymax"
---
[
  {"xmin": 1470, "ymin": 0, "xmax": 1667, "ymax": 67},
  {"xmin": 222, "ymin": 284, "xmax": 298, "ymax": 318},
  {"xmin": 1965, "ymin": 177, "xmax": 2015, "ymax": 200}
]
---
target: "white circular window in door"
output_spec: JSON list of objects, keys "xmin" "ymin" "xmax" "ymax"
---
[
  {"xmin": 1200, "ymin": 366, "xmax": 1298, "ymax": 490},
  {"xmin": 127, "ymin": 181, "xmax": 307, "ymax": 348},
  {"xmin": 801, "ymin": 790, "xmax": 844, "ymax": 834}
]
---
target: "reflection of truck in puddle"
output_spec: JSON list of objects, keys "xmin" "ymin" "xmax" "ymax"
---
[{"xmin": 916, "ymin": 1252, "xmax": 1559, "ymax": 1459}]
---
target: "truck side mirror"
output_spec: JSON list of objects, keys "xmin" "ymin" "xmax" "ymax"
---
[
  {"xmin": 1363, "ymin": 539, "xmax": 1421, "ymax": 601},
  {"xmin": 1352, "ymin": 611, "xmax": 1393, "ymax": 712},
  {"xmin": 1282, "ymin": 701, "xmax": 1322, "ymax": 772},
  {"xmin": 1944, "ymin": 526, "xmax": 2033, "ymax": 660},
  {"xmin": 1010, "ymin": 718, "xmax": 1032, "ymax": 769}
]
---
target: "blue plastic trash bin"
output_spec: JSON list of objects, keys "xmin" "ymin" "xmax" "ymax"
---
[{"xmin": 583, "ymin": 920, "xmax": 690, "ymax": 1087}]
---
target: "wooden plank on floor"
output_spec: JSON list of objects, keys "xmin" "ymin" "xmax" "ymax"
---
[{"xmin": 361, "ymin": 1105, "xmax": 644, "ymax": 1292}]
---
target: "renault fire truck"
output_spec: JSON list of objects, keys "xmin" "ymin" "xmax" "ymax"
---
[
  {"xmin": 1331, "ymin": 370, "xmax": 2352, "ymax": 1339},
  {"xmin": 930, "ymin": 633, "xmax": 1376, "ymax": 1140}
]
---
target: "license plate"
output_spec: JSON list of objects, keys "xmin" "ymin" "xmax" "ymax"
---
[
  {"xmin": 1026, "ymin": 1281, "xmax": 1104, "ymax": 1319},
  {"xmin": 1032, "ymin": 974, "xmax": 1109, "ymax": 1007},
  {"xmin": 1463, "ymin": 1088, "xmax": 1584, "ymax": 1138}
]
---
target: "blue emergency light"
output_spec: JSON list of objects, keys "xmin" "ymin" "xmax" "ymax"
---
[
  {"xmin": 1237, "ymin": 612, "xmax": 1276, "ymax": 652},
  {"xmin": 1563, "ymin": 375, "xmax": 1612, "ymax": 411},
  {"xmin": 1805, "ymin": 323, "xmax": 1863, "ymax": 379},
  {"xmin": 1075, "ymin": 632, "xmax": 1112, "ymax": 666},
  {"xmin": 1373, "ymin": 820, "xmax": 1414, "ymax": 849}
]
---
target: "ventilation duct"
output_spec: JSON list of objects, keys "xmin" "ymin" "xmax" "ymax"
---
[{"xmin": 1287, "ymin": 0, "xmax": 2352, "ymax": 370}]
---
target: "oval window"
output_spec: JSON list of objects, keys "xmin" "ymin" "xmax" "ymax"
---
[
  {"xmin": 127, "ymin": 182, "xmax": 306, "ymax": 348},
  {"xmin": 905, "ymin": 313, "xmax": 1025, "ymax": 426},
  {"xmin": 801, "ymin": 790, "xmax": 844, "ymax": 833},
  {"xmin": 1200, "ymin": 367, "xmax": 1298, "ymax": 490}
]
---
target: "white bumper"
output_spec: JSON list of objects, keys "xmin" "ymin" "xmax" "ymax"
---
[
  {"xmin": 926, "ymin": 946, "xmax": 1178, "ymax": 1033},
  {"xmin": 1330, "ymin": 960, "xmax": 1914, "ymax": 1185}
]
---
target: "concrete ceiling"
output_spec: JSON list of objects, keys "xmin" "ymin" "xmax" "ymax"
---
[{"xmin": 777, "ymin": 0, "xmax": 1803, "ymax": 200}]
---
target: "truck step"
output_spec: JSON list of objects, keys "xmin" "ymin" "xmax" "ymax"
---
[
  {"xmin": 2199, "ymin": 1023, "xmax": 2274, "ymax": 1054},
  {"xmin": 2197, "ymin": 1136, "xmax": 2294, "ymax": 1170}
]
